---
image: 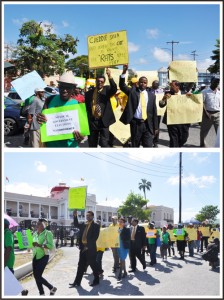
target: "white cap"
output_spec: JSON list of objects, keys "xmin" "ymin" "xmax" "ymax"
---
[
  {"xmin": 57, "ymin": 71, "xmax": 77, "ymax": 86},
  {"xmin": 34, "ymin": 88, "xmax": 45, "ymax": 93}
]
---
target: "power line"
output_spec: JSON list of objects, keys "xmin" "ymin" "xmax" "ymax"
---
[
  {"xmin": 166, "ymin": 40, "xmax": 179, "ymax": 61},
  {"xmin": 191, "ymin": 50, "xmax": 199, "ymax": 61}
]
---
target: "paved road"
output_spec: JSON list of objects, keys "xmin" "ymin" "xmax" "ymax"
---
[
  {"xmin": 20, "ymin": 246, "xmax": 220, "ymax": 297},
  {"xmin": 4, "ymin": 122, "xmax": 217, "ymax": 148}
]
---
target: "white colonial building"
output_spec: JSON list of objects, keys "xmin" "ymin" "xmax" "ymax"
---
[
  {"xmin": 148, "ymin": 205, "xmax": 174, "ymax": 228},
  {"xmin": 4, "ymin": 183, "xmax": 118, "ymax": 227}
]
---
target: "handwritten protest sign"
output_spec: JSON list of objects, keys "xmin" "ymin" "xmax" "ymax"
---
[
  {"xmin": 134, "ymin": 71, "xmax": 158, "ymax": 87},
  {"xmin": 185, "ymin": 228, "xmax": 197, "ymax": 240},
  {"xmin": 88, "ymin": 30, "xmax": 128, "ymax": 68},
  {"xmin": 199, "ymin": 226, "xmax": 210, "ymax": 237},
  {"xmin": 109, "ymin": 106, "xmax": 131, "ymax": 144},
  {"xmin": 97, "ymin": 226, "xmax": 120, "ymax": 248},
  {"xmin": 167, "ymin": 230, "xmax": 177, "ymax": 242},
  {"xmin": 11, "ymin": 70, "xmax": 46, "ymax": 100},
  {"xmin": 68, "ymin": 186, "xmax": 87, "ymax": 210},
  {"xmin": 40, "ymin": 104, "xmax": 90, "ymax": 142},
  {"xmin": 74, "ymin": 77, "xmax": 86, "ymax": 89},
  {"xmin": 167, "ymin": 94, "xmax": 203, "ymax": 125},
  {"xmin": 169, "ymin": 61, "xmax": 197, "ymax": 82},
  {"xmin": 156, "ymin": 93, "xmax": 166, "ymax": 116},
  {"xmin": 16, "ymin": 229, "xmax": 33, "ymax": 249}
]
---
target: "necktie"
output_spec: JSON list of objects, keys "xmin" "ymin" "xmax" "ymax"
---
[
  {"xmin": 140, "ymin": 92, "xmax": 147, "ymax": 120},
  {"xmin": 95, "ymin": 91, "xmax": 101, "ymax": 117},
  {"xmin": 131, "ymin": 226, "xmax": 136, "ymax": 240}
]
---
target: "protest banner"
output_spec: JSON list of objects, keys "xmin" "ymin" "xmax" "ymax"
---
[
  {"xmin": 185, "ymin": 228, "xmax": 197, "ymax": 240},
  {"xmin": 109, "ymin": 106, "xmax": 131, "ymax": 144},
  {"xmin": 167, "ymin": 94, "xmax": 203, "ymax": 125},
  {"xmin": 40, "ymin": 103, "xmax": 90, "ymax": 143},
  {"xmin": 208, "ymin": 228, "xmax": 220, "ymax": 242},
  {"xmin": 11, "ymin": 70, "xmax": 46, "ymax": 100},
  {"xmin": 16, "ymin": 229, "xmax": 33, "ymax": 249},
  {"xmin": 4, "ymin": 267, "xmax": 24, "ymax": 296},
  {"xmin": 199, "ymin": 226, "xmax": 211, "ymax": 237},
  {"xmin": 155, "ymin": 93, "xmax": 166, "ymax": 116},
  {"xmin": 104, "ymin": 68, "xmax": 129, "ymax": 87},
  {"xmin": 167, "ymin": 230, "xmax": 177, "ymax": 242},
  {"xmin": 68, "ymin": 186, "xmax": 87, "ymax": 210},
  {"xmin": 169, "ymin": 61, "xmax": 197, "ymax": 82},
  {"xmin": 96, "ymin": 226, "xmax": 120, "ymax": 248},
  {"xmin": 134, "ymin": 71, "xmax": 158, "ymax": 87},
  {"xmin": 74, "ymin": 76, "xmax": 86, "ymax": 89},
  {"xmin": 88, "ymin": 30, "xmax": 128, "ymax": 68}
]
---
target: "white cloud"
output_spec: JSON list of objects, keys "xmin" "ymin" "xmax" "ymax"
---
[
  {"xmin": 128, "ymin": 42, "xmax": 140, "ymax": 53},
  {"xmin": 168, "ymin": 174, "xmax": 216, "ymax": 188},
  {"xmin": 5, "ymin": 182, "xmax": 49, "ymax": 197},
  {"xmin": 34, "ymin": 161, "xmax": 47, "ymax": 173},
  {"xmin": 197, "ymin": 58, "xmax": 213, "ymax": 73},
  {"xmin": 55, "ymin": 170, "xmax": 62, "ymax": 175},
  {"xmin": 127, "ymin": 150, "xmax": 177, "ymax": 164},
  {"xmin": 62, "ymin": 21, "xmax": 69, "ymax": 27},
  {"xmin": 189, "ymin": 153, "xmax": 210, "ymax": 163},
  {"xmin": 98, "ymin": 197, "xmax": 123, "ymax": 208},
  {"xmin": 152, "ymin": 47, "xmax": 171, "ymax": 63},
  {"xmin": 146, "ymin": 28, "xmax": 159, "ymax": 39},
  {"xmin": 12, "ymin": 18, "xmax": 29, "ymax": 26}
]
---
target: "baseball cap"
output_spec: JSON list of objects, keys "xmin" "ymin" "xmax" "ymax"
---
[
  {"xmin": 34, "ymin": 88, "xmax": 45, "ymax": 93},
  {"xmin": 112, "ymin": 216, "xmax": 118, "ymax": 219}
]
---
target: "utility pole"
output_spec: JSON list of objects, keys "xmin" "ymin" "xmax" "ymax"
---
[
  {"xmin": 179, "ymin": 152, "xmax": 182, "ymax": 223},
  {"xmin": 166, "ymin": 40, "xmax": 179, "ymax": 61},
  {"xmin": 191, "ymin": 50, "xmax": 198, "ymax": 61}
]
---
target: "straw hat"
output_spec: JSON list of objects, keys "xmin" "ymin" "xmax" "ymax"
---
[{"xmin": 57, "ymin": 71, "xmax": 77, "ymax": 86}]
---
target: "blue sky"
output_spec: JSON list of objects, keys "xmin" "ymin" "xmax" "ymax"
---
[
  {"xmin": 3, "ymin": 2, "xmax": 221, "ymax": 72},
  {"xmin": 3, "ymin": 151, "xmax": 221, "ymax": 224}
]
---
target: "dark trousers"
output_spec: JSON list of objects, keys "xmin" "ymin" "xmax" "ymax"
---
[
  {"xmin": 130, "ymin": 241, "xmax": 146, "ymax": 270},
  {"xmin": 153, "ymin": 116, "xmax": 161, "ymax": 146},
  {"xmin": 96, "ymin": 250, "xmax": 104, "ymax": 273},
  {"xmin": 88, "ymin": 119, "xmax": 110, "ymax": 147},
  {"xmin": 201, "ymin": 237, "xmax": 209, "ymax": 252},
  {"xmin": 32, "ymin": 255, "xmax": 53, "ymax": 295},
  {"xmin": 70, "ymin": 237, "xmax": 74, "ymax": 247},
  {"xmin": 74, "ymin": 249, "xmax": 99, "ymax": 284},
  {"xmin": 148, "ymin": 243, "xmax": 157, "ymax": 264},
  {"xmin": 130, "ymin": 119, "xmax": 153, "ymax": 147},
  {"xmin": 167, "ymin": 124, "xmax": 190, "ymax": 147}
]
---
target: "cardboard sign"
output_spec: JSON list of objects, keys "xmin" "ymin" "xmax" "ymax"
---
[
  {"xmin": 156, "ymin": 93, "xmax": 166, "ymax": 116},
  {"xmin": 16, "ymin": 229, "xmax": 33, "ymax": 249},
  {"xmin": 97, "ymin": 226, "xmax": 120, "ymax": 248},
  {"xmin": 4, "ymin": 267, "xmax": 23, "ymax": 295},
  {"xmin": 167, "ymin": 229, "xmax": 177, "ymax": 241},
  {"xmin": 134, "ymin": 71, "xmax": 158, "ymax": 87},
  {"xmin": 68, "ymin": 186, "xmax": 87, "ymax": 210},
  {"xmin": 167, "ymin": 94, "xmax": 203, "ymax": 125},
  {"xmin": 146, "ymin": 229, "xmax": 157, "ymax": 238},
  {"xmin": 199, "ymin": 226, "xmax": 210, "ymax": 237},
  {"xmin": 40, "ymin": 104, "xmax": 90, "ymax": 142},
  {"xmin": 11, "ymin": 70, "xmax": 46, "ymax": 100},
  {"xmin": 88, "ymin": 30, "xmax": 128, "ymax": 68},
  {"xmin": 74, "ymin": 77, "xmax": 86, "ymax": 89},
  {"xmin": 185, "ymin": 228, "xmax": 197, "ymax": 240},
  {"xmin": 169, "ymin": 60, "xmax": 197, "ymax": 82},
  {"xmin": 104, "ymin": 68, "xmax": 128, "ymax": 87}
]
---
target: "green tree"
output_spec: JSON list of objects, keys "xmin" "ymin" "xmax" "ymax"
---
[
  {"xmin": 117, "ymin": 191, "xmax": 150, "ymax": 221},
  {"xmin": 12, "ymin": 20, "xmax": 79, "ymax": 77},
  {"xmin": 195, "ymin": 205, "xmax": 220, "ymax": 223},
  {"xmin": 138, "ymin": 179, "xmax": 151, "ymax": 208},
  {"xmin": 207, "ymin": 39, "xmax": 220, "ymax": 74}
]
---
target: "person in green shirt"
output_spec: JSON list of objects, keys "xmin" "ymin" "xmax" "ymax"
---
[
  {"xmin": 160, "ymin": 226, "xmax": 171, "ymax": 261},
  {"xmin": 4, "ymin": 219, "xmax": 15, "ymax": 272},
  {"xmin": 32, "ymin": 219, "xmax": 57, "ymax": 296}
]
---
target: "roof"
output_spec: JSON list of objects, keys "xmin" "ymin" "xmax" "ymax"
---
[{"xmin": 51, "ymin": 186, "xmax": 69, "ymax": 193}]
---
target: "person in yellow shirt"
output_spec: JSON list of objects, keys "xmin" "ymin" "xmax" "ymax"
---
[{"xmin": 173, "ymin": 223, "xmax": 188, "ymax": 259}]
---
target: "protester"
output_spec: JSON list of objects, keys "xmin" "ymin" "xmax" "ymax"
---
[
  {"xmin": 32, "ymin": 219, "xmax": 56, "ymax": 296},
  {"xmin": 167, "ymin": 223, "xmax": 175, "ymax": 257},
  {"xmin": 159, "ymin": 80, "xmax": 191, "ymax": 147},
  {"xmin": 117, "ymin": 217, "xmax": 130, "ymax": 280},
  {"xmin": 187, "ymin": 223, "xmax": 195, "ymax": 257},
  {"xmin": 119, "ymin": 64, "xmax": 158, "ymax": 147},
  {"xmin": 37, "ymin": 72, "xmax": 84, "ymax": 147},
  {"xmin": 204, "ymin": 238, "xmax": 220, "ymax": 270},
  {"xmin": 72, "ymin": 86, "xmax": 85, "ymax": 103},
  {"xmin": 148, "ymin": 80, "xmax": 164, "ymax": 147},
  {"xmin": 109, "ymin": 216, "xmax": 120, "ymax": 273},
  {"xmin": 160, "ymin": 225, "xmax": 171, "ymax": 261},
  {"xmin": 146, "ymin": 222, "xmax": 160, "ymax": 266},
  {"xmin": 85, "ymin": 68, "xmax": 117, "ymax": 147},
  {"xmin": 69, "ymin": 210, "xmax": 100, "ymax": 287},
  {"xmin": 200, "ymin": 222, "xmax": 211, "ymax": 252},
  {"xmin": 173, "ymin": 223, "xmax": 187, "ymax": 259},
  {"xmin": 200, "ymin": 76, "xmax": 220, "ymax": 147},
  {"xmin": 70, "ymin": 228, "xmax": 75, "ymax": 247},
  {"xmin": 129, "ymin": 218, "xmax": 147, "ymax": 272},
  {"xmin": 27, "ymin": 88, "xmax": 45, "ymax": 147}
]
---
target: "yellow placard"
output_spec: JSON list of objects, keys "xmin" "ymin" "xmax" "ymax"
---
[
  {"xmin": 185, "ymin": 228, "xmax": 197, "ymax": 241},
  {"xmin": 109, "ymin": 106, "xmax": 131, "ymax": 144},
  {"xmin": 156, "ymin": 93, "xmax": 166, "ymax": 116},
  {"xmin": 199, "ymin": 226, "xmax": 210, "ymax": 237},
  {"xmin": 208, "ymin": 228, "xmax": 220, "ymax": 242},
  {"xmin": 68, "ymin": 186, "xmax": 87, "ymax": 210},
  {"xmin": 134, "ymin": 71, "xmax": 158, "ymax": 87},
  {"xmin": 146, "ymin": 229, "xmax": 157, "ymax": 238},
  {"xmin": 96, "ymin": 226, "xmax": 120, "ymax": 248},
  {"xmin": 88, "ymin": 30, "xmax": 128, "ymax": 69},
  {"xmin": 169, "ymin": 60, "xmax": 197, "ymax": 82},
  {"xmin": 167, "ymin": 94, "xmax": 203, "ymax": 125},
  {"xmin": 104, "ymin": 68, "xmax": 128, "ymax": 88},
  {"xmin": 167, "ymin": 230, "xmax": 177, "ymax": 242}
]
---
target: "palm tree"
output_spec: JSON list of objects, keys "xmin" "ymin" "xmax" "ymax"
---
[{"xmin": 138, "ymin": 179, "xmax": 151, "ymax": 208}]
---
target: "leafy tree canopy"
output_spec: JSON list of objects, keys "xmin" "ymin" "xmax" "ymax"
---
[
  {"xmin": 195, "ymin": 205, "xmax": 220, "ymax": 223},
  {"xmin": 12, "ymin": 20, "xmax": 79, "ymax": 77},
  {"xmin": 207, "ymin": 39, "xmax": 220, "ymax": 74},
  {"xmin": 117, "ymin": 191, "xmax": 150, "ymax": 221}
]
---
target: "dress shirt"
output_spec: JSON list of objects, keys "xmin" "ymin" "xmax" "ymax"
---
[{"xmin": 202, "ymin": 88, "xmax": 220, "ymax": 111}]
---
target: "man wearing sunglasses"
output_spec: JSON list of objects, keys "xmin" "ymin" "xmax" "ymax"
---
[{"xmin": 85, "ymin": 68, "xmax": 117, "ymax": 147}]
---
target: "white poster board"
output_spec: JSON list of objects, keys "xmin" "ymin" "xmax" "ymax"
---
[{"xmin": 4, "ymin": 267, "xmax": 23, "ymax": 296}]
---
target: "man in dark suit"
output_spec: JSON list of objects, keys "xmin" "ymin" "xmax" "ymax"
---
[
  {"xmin": 85, "ymin": 68, "xmax": 117, "ymax": 147},
  {"xmin": 69, "ymin": 210, "xmax": 100, "ymax": 287},
  {"xmin": 119, "ymin": 64, "xmax": 158, "ymax": 147},
  {"xmin": 129, "ymin": 218, "xmax": 147, "ymax": 272}
]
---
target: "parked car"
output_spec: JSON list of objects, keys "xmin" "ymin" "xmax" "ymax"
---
[
  {"xmin": 7, "ymin": 91, "xmax": 23, "ymax": 104},
  {"xmin": 4, "ymin": 97, "xmax": 26, "ymax": 136}
]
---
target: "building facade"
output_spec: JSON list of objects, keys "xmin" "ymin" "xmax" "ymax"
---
[{"xmin": 148, "ymin": 205, "xmax": 174, "ymax": 228}]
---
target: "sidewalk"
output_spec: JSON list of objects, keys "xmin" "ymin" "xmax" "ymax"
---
[{"xmin": 20, "ymin": 246, "xmax": 220, "ymax": 297}]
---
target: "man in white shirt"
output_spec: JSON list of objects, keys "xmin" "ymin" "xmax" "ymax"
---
[{"xmin": 200, "ymin": 76, "xmax": 220, "ymax": 147}]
